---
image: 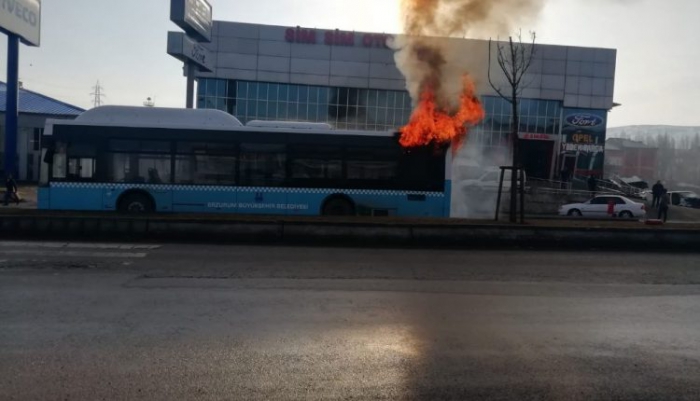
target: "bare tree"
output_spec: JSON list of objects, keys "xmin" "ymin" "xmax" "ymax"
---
[{"xmin": 488, "ymin": 31, "xmax": 537, "ymax": 223}]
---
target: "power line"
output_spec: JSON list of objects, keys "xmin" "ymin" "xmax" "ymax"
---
[{"xmin": 90, "ymin": 80, "xmax": 106, "ymax": 108}]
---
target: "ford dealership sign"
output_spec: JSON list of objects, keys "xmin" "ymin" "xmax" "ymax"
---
[
  {"xmin": 565, "ymin": 113, "xmax": 605, "ymax": 128},
  {"xmin": 0, "ymin": 0, "xmax": 41, "ymax": 46}
]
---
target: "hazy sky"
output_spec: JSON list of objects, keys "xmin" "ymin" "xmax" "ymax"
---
[{"xmin": 0, "ymin": 0, "xmax": 696, "ymax": 128}]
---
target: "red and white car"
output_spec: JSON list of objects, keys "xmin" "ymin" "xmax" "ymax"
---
[{"xmin": 559, "ymin": 195, "xmax": 647, "ymax": 219}]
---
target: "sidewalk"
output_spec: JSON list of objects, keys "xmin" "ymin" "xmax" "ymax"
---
[
  {"xmin": 646, "ymin": 202, "xmax": 700, "ymax": 223},
  {"xmin": 1, "ymin": 185, "xmax": 37, "ymax": 209}
]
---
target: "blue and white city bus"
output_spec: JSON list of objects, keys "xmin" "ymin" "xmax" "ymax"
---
[{"xmin": 38, "ymin": 106, "xmax": 452, "ymax": 217}]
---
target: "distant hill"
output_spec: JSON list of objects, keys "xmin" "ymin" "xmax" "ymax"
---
[{"xmin": 608, "ymin": 125, "xmax": 700, "ymax": 141}]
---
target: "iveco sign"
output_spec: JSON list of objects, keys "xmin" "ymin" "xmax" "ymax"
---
[
  {"xmin": 170, "ymin": 0, "xmax": 212, "ymax": 43},
  {"xmin": 0, "ymin": 0, "xmax": 41, "ymax": 46},
  {"xmin": 565, "ymin": 113, "xmax": 604, "ymax": 128}
]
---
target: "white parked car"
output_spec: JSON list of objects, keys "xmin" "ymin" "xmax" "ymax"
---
[
  {"xmin": 559, "ymin": 195, "xmax": 647, "ymax": 219},
  {"xmin": 459, "ymin": 168, "xmax": 527, "ymax": 192}
]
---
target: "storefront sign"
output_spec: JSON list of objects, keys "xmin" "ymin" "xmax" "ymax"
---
[
  {"xmin": 571, "ymin": 133, "xmax": 596, "ymax": 144},
  {"xmin": 167, "ymin": 31, "xmax": 213, "ymax": 72},
  {"xmin": 562, "ymin": 143, "xmax": 604, "ymax": 153},
  {"xmin": 0, "ymin": 0, "xmax": 40, "ymax": 46},
  {"xmin": 170, "ymin": 0, "xmax": 213, "ymax": 43},
  {"xmin": 519, "ymin": 133, "xmax": 557, "ymax": 141},
  {"xmin": 285, "ymin": 26, "xmax": 392, "ymax": 48},
  {"xmin": 565, "ymin": 113, "xmax": 604, "ymax": 128},
  {"xmin": 561, "ymin": 108, "xmax": 607, "ymax": 175}
]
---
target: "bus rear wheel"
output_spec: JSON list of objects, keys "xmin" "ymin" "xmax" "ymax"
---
[
  {"xmin": 118, "ymin": 193, "xmax": 155, "ymax": 214},
  {"xmin": 322, "ymin": 197, "xmax": 355, "ymax": 216}
]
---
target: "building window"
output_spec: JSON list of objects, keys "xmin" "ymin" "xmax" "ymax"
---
[
  {"xmin": 472, "ymin": 97, "xmax": 562, "ymax": 151},
  {"xmin": 198, "ymin": 79, "xmax": 414, "ymax": 132},
  {"xmin": 32, "ymin": 128, "xmax": 42, "ymax": 151}
]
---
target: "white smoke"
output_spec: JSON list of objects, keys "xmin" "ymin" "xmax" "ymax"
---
[{"xmin": 451, "ymin": 136, "xmax": 511, "ymax": 218}]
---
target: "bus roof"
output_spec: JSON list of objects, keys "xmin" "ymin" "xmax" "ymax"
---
[
  {"xmin": 70, "ymin": 106, "xmax": 244, "ymax": 129},
  {"xmin": 46, "ymin": 106, "xmax": 396, "ymax": 138},
  {"xmin": 246, "ymin": 120, "xmax": 334, "ymax": 130}
]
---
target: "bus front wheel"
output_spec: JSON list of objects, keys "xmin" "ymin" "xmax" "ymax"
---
[
  {"xmin": 118, "ymin": 192, "xmax": 155, "ymax": 214},
  {"xmin": 322, "ymin": 197, "xmax": 355, "ymax": 216}
]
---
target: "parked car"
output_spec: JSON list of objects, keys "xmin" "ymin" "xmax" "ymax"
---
[
  {"xmin": 459, "ymin": 168, "xmax": 528, "ymax": 192},
  {"xmin": 668, "ymin": 191, "xmax": 700, "ymax": 209},
  {"xmin": 559, "ymin": 195, "xmax": 647, "ymax": 219}
]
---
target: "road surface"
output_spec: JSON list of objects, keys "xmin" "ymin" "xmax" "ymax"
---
[{"xmin": 2, "ymin": 242, "xmax": 700, "ymax": 400}]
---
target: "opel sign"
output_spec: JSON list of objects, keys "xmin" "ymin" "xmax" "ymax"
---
[
  {"xmin": 170, "ymin": 0, "xmax": 212, "ymax": 43},
  {"xmin": 565, "ymin": 113, "xmax": 604, "ymax": 128},
  {"xmin": 0, "ymin": 0, "xmax": 41, "ymax": 46}
]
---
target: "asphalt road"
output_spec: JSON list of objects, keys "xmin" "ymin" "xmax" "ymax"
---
[{"xmin": 2, "ymin": 242, "xmax": 700, "ymax": 400}]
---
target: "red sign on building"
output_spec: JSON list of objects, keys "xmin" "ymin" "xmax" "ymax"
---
[
  {"xmin": 284, "ymin": 26, "xmax": 392, "ymax": 48},
  {"xmin": 518, "ymin": 133, "xmax": 557, "ymax": 141}
]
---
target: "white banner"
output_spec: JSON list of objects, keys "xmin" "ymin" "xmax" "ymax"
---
[{"xmin": 562, "ymin": 143, "xmax": 604, "ymax": 153}]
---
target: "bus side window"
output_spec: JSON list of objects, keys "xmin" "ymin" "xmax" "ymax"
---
[
  {"xmin": 40, "ymin": 148, "xmax": 50, "ymax": 185},
  {"xmin": 346, "ymin": 147, "xmax": 398, "ymax": 181},
  {"xmin": 289, "ymin": 145, "xmax": 342, "ymax": 181},
  {"xmin": 107, "ymin": 140, "xmax": 172, "ymax": 184},
  {"xmin": 62, "ymin": 142, "xmax": 98, "ymax": 181},
  {"xmin": 52, "ymin": 142, "xmax": 68, "ymax": 179},
  {"xmin": 239, "ymin": 143, "xmax": 286, "ymax": 187}
]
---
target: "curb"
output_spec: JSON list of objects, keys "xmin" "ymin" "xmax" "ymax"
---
[{"xmin": 0, "ymin": 214, "xmax": 698, "ymax": 250}]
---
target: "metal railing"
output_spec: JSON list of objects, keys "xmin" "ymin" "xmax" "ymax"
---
[{"xmin": 527, "ymin": 177, "xmax": 632, "ymax": 198}]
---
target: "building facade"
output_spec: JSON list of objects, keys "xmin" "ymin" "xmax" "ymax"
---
[
  {"xmin": 0, "ymin": 82, "xmax": 84, "ymax": 181},
  {"xmin": 605, "ymin": 138, "xmax": 659, "ymax": 182},
  {"xmin": 195, "ymin": 21, "xmax": 617, "ymax": 180}
]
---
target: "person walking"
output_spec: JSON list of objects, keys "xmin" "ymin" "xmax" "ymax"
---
[
  {"xmin": 651, "ymin": 180, "xmax": 664, "ymax": 208},
  {"xmin": 658, "ymin": 190, "xmax": 670, "ymax": 223},
  {"xmin": 3, "ymin": 174, "xmax": 19, "ymax": 206}
]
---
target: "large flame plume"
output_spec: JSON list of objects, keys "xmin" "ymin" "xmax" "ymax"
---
[
  {"xmin": 399, "ymin": 77, "xmax": 484, "ymax": 149},
  {"xmin": 396, "ymin": 0, "xmax": 544, "ymax": 149}
]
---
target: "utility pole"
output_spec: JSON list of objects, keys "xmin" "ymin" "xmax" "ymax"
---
[
  {"xmin": 90, "ymin": 81, "xmax": 105, "ymax": 108},
  {"xmin": 4, "ymin": 34, "xmax": 20, "ymax": 178},
  {"xmin": 1, "ymin": 1, "xmax": 41, "ymax": 180}
]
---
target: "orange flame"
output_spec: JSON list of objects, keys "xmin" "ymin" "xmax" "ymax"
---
[{"xmin": 399, "ymin": 76, "xmax": 485, "ymax": 150}]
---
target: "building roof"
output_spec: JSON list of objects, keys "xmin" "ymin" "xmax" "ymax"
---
[{"xmin": 0, "ymin": 81, "xmax": 84, "ymax": 117}]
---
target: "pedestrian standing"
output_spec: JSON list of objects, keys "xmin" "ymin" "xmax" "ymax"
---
[
  {"xmin": 560, "ymin": 167, "xmax": 571, "ymax": 189},
  {"xmin": 651, "ymin": 180, "xmax": 663, "ymax": 208},
  {"xmin": 587, "ymin": 175, "xmax": 597, "ymax": 196},
  {"xmin": 658, "ymin": 190, "xmax": 670, "ymax": 223},
  {"xmin": 3, "ymin": 174, "xmax": 19, "ymax": 206}
]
